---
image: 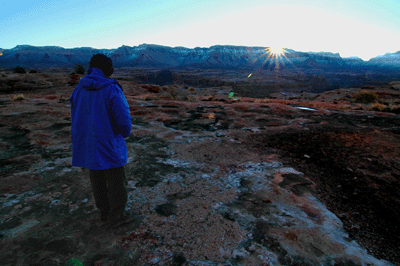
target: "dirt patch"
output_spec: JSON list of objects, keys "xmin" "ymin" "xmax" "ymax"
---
[
  {"xmin": 170, "ymin": 138, "xmax": 267, "ymax": 173},
  {"xmin": 248, "ymin": 126, "xmax": 400, "ymax": 264}
]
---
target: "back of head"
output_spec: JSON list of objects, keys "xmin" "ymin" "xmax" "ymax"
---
[{"xmin": 90, "ymin": 54, "xmax": 114, "ymax": 78}]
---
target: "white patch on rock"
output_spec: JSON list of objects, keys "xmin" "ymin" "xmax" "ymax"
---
[
  {"xmin": 53, "ymin": 157, "xmax": 72, "ymax": 166},
  {"xmin": 274, "ymin": 167, "xmax": 304, "ymax": 175},
  {"xmin": 3, "ymin": 199, "xmax": 20, "ymax": 207},
  {"xmin": 0, "ymin": 219, "xmax": 40, "ymax": 240}
]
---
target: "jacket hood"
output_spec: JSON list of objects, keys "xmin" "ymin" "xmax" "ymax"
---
[{"xmin": 80, "ymin": 67, "xmax": 117, "ymax": 91}]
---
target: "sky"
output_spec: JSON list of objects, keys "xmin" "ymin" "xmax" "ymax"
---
[{"xmin": 1, "ymin": 0, "xmax": 400, "ymax": 61}]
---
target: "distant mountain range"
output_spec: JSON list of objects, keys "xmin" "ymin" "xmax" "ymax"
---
[{"xmin": 0, "ymin": 44, "xmax": 399, "ymax": 70}]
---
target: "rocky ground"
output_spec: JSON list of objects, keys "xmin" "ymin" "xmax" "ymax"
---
[{"xmin": 0, "ymin": 70, "xmax": 400, "ymax": 265}]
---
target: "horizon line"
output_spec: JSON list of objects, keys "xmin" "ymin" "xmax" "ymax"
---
[{"xmin": 1, "ymin": 43, "xmax": 398, "ymax": 61}]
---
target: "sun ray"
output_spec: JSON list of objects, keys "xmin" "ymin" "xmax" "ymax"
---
[
  {"xmin": 266, "ymin": 46, "xmax": 285, "ymax": 56},
  {"xmin": 247, "ymin": 46, "xmax": 294, "ymax": 78}
]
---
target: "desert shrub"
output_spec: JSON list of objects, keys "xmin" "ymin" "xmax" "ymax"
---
[
  {"xmin": 29, "ymin": 69, "xmax": 38, "ymax": 73},
  {"xmin": 139, "ymin": 94, "xmax": 159, "ymax": 101},
  {"xmin": 338, "ymin": 105, "xmax": 351, "ymax": 110},
  {"xmin": 202, "ymin": 96, "xmax": 216, "ymax": 102},
  {"xmin": 354, "ymin": 90, "xmax": 378, "ymax": 103},
  {"xmin": 57, "ymin": 95, "xmax": 70, "ymax": 102},
  {"xmin": 188, "ymin": 96, "xmax": 197, "ymax": 102},
  {"xmin": 12, "ymin": 94, "xmax": 25, "ymax": 101},
  {"xmin": 1, "ymin": 73, "xmax": 7, "ymax": 77},
  {"xmin": 74, "ymin": 64, "xmax": 85, "ymax": 75},
  {"xmin": 369, "ymin": 103, "xmax": 387, "ymax": 112},
  {"xmin": 14, "ymin": 65, "xmax": 26, "ymax": 74},
  {"xmin": 390, "ymin": 106, "xmax": 400, "ymax": 114},
  {"xmin": 254, "ymin": 99, "xmax": 270, "ymax": 104},
  {"xmin": 355, "ymin": 104, "xmax": 365, "ymax": 110}
]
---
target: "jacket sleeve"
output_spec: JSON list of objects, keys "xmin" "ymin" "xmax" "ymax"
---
[{"xmin": 109, "ymin": 84, "xmax": 132, "ymax": 138}]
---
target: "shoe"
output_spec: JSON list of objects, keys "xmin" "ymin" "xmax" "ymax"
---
[
  {"xmin": 100, "ymin": 212, "xmax": 109, "ymax": 222},
  {"xmin": 104, "ymin": 212, "xmax": 135, "ymax": 229},
  {"xmin": 89, "ymin": 212, "xmax": 109, "ymax": 222}
]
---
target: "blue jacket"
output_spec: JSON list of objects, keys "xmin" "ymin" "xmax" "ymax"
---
[{"xmin": 70, "ymin": 67, "xmax": 132, "ymax": 170}]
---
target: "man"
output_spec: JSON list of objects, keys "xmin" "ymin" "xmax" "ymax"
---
[{"xmin": 70, "ymin": 54, "xmax": 133, "ymax": 228}]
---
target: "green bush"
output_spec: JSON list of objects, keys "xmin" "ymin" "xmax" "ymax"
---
[
  {"xmin": 14, "ymin": 65, "xmax": 26, "ymax": 74},
  {"xmin": 354, "ymin": 90, "xmax": 378, "ymax": 103},
  {"xmin": 29, "ymin": 69, "xmax": 38, "ymax": 73},
  {"xmin": 74, "ymin": 64, "xmax": 85, "ymax": 75}
]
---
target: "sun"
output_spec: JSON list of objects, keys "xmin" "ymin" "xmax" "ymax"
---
[
  {"xmin": 265, "ymin": 46, "xmax": 285, "ymax": 56},
  {"xmin": 248, "ymin": 45, "xmax": 288, "ymax": 78}
]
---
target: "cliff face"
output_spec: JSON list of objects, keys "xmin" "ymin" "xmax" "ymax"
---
[
  {"xmin": 1, "ymin": 44, "xmax": 398, "ymax": 70},
  {"xmin": 96, "ymin": 44, "xmax": 268, "ymax": 68},
  {"xmin": 0, "ymin": 45, "xmax": 114, "ymax": 67},
  {"xmin": 369, "ymin": 51, "xmax": 400, "ymax": 67}
]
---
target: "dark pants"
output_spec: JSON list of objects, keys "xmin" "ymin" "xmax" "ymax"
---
[{"xmin": 89, "ymin": 166, "xmax": 128, "ymax": 222}]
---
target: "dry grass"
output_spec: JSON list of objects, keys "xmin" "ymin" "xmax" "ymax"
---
[
  {"xmin": 355, "ymin": 104, "xmax": 365, "ymax": 110},
  {"xmin": 254, "ymin": 99, "xmax": 270, "ymax": 104},
  {"xmin": 139, "ymin": 94, "xmax": 160, "ymax": 101},
  {"xmin": 188, "ymin": 96, "xmax": 197, "ymax": 102},
  {"xmin": 389, "ymin": 104, "xmax": 400, "ymax": 114},
  {"xmin": 12, "ymin": 94, "xmax": 26, "ymax": 101},
  {"xmin": 369, "ymin": 103, "xmax": 387, "ymax": 112},
  {"xmin": 57, "ymin": 95, "xmax": 70, "ymax": 101},
  {"xmin": 338, "ymin": 105, "xmax": 351, "ymax": 110}
]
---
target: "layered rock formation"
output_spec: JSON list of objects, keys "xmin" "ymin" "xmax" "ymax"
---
[
  {"xmin": 1, "ymin": 44, "xmax": 399, "ymax": 70},
  {"xmin": 369, "ymin": 51, "xmax": 400, "ymax": 67}
]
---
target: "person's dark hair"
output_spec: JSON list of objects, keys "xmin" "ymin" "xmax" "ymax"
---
[{"xmin": 90, "ymin": 54, "xmax": 114, "ymax": 77}]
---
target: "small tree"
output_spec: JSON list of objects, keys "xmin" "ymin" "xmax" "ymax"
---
[
  {"xmin": 354, "ymin": 90, "xmax": 378, "ymax": 103},
  {"xmin": 74, "ymin": 64, "xmax": 85, "ymax": 75},
  {"xmin": 14, "ymin": 65, "xmax": 26, "ymax": 74}
]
